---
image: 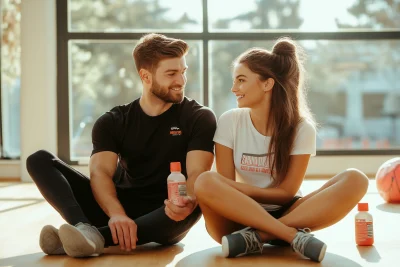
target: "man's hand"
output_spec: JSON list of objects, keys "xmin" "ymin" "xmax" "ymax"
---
[
  {"xmin": 164, "ymin": 196, "xmax": 197, "ymax": 222},
  {"xmin": 108, "ymin": 214, "xmax": 138, "ymax": 251}
]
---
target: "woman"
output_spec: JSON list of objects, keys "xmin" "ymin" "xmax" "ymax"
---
[{"xmin": 193, "ymin": 38, "xmax": 369, "ymax": 262}]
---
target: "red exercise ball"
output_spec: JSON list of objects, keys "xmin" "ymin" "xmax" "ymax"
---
[{"xmin": 376, "ymin": 157, "xmax": 400, "ymax": 203}]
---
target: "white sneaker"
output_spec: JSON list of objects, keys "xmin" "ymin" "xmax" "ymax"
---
[
  {"xmin": 39, "ymin": 225, "xmax": 66, "ymax": 255},
  {"xmin": 59, "ymin": 222, "xmax": 105, "ymax": 257}
]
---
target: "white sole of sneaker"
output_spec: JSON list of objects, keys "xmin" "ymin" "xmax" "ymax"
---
[
  {"xmin": 221, "ymin": 236, "xmax": 229, "ymax": 258},
  {"xmin": 59, "ymin": 224, "xmax": 96, "ymax": 257},
  {"xmin": 39, "ymin": 225, "xmax": 65, "ymax": 255},
  {"xmin": 318, "ymin": 243, "xmax": 327, "ymax": 262}
]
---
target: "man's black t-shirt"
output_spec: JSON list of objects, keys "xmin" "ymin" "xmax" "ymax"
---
[{"xmin": 91, "ymin": 97, "xmax": 216, "ymax": 199}]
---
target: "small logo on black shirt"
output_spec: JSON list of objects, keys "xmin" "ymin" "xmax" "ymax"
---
[{"xmin": 170, "ymin": 126, "xmax": 182, "ymax": 136}]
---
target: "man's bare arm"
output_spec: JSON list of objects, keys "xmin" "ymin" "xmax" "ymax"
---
[
  {"xmin": 186, "ymin": 150, "xmax": 214, "ymax": 198},
  {"xmin": 90, "ymin": 151, "xmax": 137, "ymax": 251},
  {"xmin": 89, "ymin": 151, "xmax": 125, "ymax": 216}
]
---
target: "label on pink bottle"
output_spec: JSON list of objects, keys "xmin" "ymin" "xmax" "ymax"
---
[{"xmin": 168, "ymin": 181, "xmax": 187, "ymax": 206}]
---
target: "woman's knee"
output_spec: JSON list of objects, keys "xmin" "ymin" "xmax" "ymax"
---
[
  {"xmin": 342, "ymin": 168, "xmax": 369, "ymax": 194},
  {"xmin": 194, "ymin": 171, "xmax": 220, "ymax": 199}
]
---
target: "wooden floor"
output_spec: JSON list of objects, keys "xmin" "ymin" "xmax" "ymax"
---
[{"xmin": 0, "ymin": 179, "xmax": 399, "ymax": 267}]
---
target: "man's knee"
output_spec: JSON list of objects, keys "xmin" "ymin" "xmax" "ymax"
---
[
  {"xmin": 26, "ymin": 150, "xmax": 54, "ymax": 175},
  {"xmin": 159, "ymin": 232, "xmax": 187, "ymax": 246},
  {"xmin": 162, "ymin": 207, "xmax": 201, "ymax": 244}
]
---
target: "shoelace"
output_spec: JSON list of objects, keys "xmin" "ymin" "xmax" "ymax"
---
[
  {"xmin": 240, "ymin": 230, "xmax": 264, "ymax": 254},
  {"xmin": 299, "ymin": 228, "xmax": 312, "ymax": 234},
  {"xmin": 291, "ymin": 228, "xmax": 313, "ymax": 254}
]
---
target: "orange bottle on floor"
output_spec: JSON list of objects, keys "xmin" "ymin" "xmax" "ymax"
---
[{"xmin": 355, "ymin": 203, "xmax": 374, "ymax": 246}]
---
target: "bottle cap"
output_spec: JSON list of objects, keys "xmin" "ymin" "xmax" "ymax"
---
[
  {"xmin": 170, "ymin": 162, "xmax": 181, "ymax": 172},
  {"xmin": 358, "ymin": 203, "xmax": 369, "ymax": 211}
]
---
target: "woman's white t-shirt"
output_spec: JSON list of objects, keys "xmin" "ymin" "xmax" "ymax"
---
[{"xmin": 213, "ymin": 108, "xmax": 316, "ymax": 211}]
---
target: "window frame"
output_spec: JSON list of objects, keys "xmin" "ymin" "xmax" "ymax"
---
[{"xmin": 56, "ymin": 0, "xmax": 400, "ymax": 164}]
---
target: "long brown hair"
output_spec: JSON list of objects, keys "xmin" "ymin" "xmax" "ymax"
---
[
  {"xmin": 234, "ymin": 37, "xmax": 315, "ymax": 184},
  {"xmin": 132, "ymin": 33, "xmax": 188, "ymax": 73}
]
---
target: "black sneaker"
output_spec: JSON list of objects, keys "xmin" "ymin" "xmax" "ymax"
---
[
  {"xmin": 291, "ymin": 228, "xmax": 327, "ymax": 262},
  {"xmin": 221, "ymin": 227, "xmax": 263, "ymax": 258}
]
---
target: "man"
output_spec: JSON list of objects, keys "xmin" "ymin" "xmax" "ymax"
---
[{"xmin": 27, "ymin": 33, "xmax": 216, "ymax": 257}]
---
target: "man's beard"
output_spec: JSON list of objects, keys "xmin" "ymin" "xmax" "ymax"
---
[{"xmin": 150, "ymin": 79, "xmax": 184, "ymax": 104}]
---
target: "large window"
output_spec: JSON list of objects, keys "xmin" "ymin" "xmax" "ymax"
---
[
  {"xmin": 58, "ymin": 0, "xmax": 400, "ymax": 163},
  {"xmin": 0, "ymin": 0, "xmax": 21, "ymax": 159},
  {"xmin": 210, "ymin": 40, "xmax": 400, "ymax": 150}
]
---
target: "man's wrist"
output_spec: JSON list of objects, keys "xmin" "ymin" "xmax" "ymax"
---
[{"xmin": 109, "ymin": 209, "xmax": 127, "ymax": 217}]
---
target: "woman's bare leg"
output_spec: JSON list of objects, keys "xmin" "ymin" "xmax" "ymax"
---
[
  {"xmin": 257, "ymin": 168, "xmax": 369, "ymax": 241},
  {"xmin": 194, "ymin": 168, "xmax": 369, "ymax": 243},
  {"xmin": 197, "ymin": 202, "xmax": 245, "ymax": 243},
  {"xmin": 194, "ymin": 171, "xmax": 298, "ymax": 244}
]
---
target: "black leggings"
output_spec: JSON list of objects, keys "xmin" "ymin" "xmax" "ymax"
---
[{"xmin": 26, "ymin": 150, "xmax": 201, "ymax": 247}]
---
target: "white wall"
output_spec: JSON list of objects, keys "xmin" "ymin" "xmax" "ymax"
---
[
  {"xmin": 0, "ymin": 1, "xmax": 395, "ymax": 180},
  {"xmin": 18, "ymin": 0, "xmax": 57, "ymax": 181}
]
